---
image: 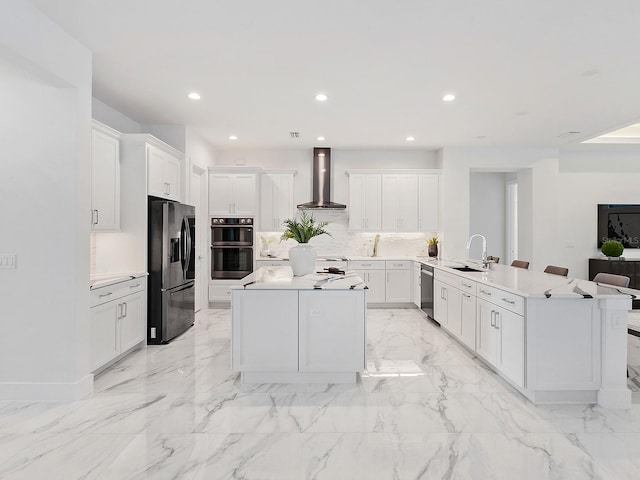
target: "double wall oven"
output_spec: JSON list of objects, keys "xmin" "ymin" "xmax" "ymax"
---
[{"xmin": 210, "ymin": 217, "xmax": 254, "ymax": 279}]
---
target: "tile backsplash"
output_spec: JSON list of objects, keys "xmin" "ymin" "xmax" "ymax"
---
[{"xmin": 258, "ymin": 210, "xmax": 437, "ymax": 258}]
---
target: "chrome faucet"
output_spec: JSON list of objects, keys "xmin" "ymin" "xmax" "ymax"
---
[{"xmin": 466, "ymin": 234, "xmax": 488, "ymax": 267}]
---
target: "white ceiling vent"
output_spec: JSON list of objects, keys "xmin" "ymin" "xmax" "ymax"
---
[
  {"xmin": 290, "ymin": 131, "xmax": 300, "ymax": 138},
  {"xmin": 555, "ymin": 131, "xmax": 581, "ymax": 138}
]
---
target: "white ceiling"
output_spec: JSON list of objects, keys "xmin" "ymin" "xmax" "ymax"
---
[{"xmin": 29, "ymin": 0, "xmax": 640, "ymax": 150}]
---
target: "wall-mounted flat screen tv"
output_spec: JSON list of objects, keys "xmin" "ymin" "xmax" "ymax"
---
[{"xmin": 598, "ymin": 204, "xmax": 640, "ymax": 248}]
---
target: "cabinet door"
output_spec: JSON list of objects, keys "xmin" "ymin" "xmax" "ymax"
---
[
  {"xmin": 386, "ymin": 269, "xmax": 411, "ymax": 302},
  {"xmin": 418, "ymin": 175, "xmax": 440, "ymax": 231},
  {"xmin": 90, "ymin": 302, "xmax": 118, "ymax": 371},
  {"xmin": 433, "ymin": 280, "xmax": 448, "ymax": 326},
  {"xmin": 398, "ymin": 175, "xmax": 419, "ymax": 231},
  {"xmin": 261, "ymin": 174, "xmax": 293, "ymax": 230},
  {"xmin": 147, "ymin": 145, "xmax": 168, "ymax": 198},
  {"xmin": 163, "ymin": 153, "xmax": 181, "ymax": 201},
  {"xmin": 232, "ymin": 174, "xmax": 257, "ymax": 215},
  {"xmin": 348, "ymin": 175, "xmax": 366, "ymax": 231},
  {"xmin": 496, "ymin": 307, "xmax": 525, "ymax": 388},
  {"xmin": 209, "ymin": 174, "xmax": 233, "ymax": 215},
  {"xmin": 91, "ymin": 127, "xmax": 120, "ymax": 231},
  {"xmin": 119, "ymin": 291, "xmax": 145, "ymax": 353},
  {"xmin": 446, "ymin": 287, "xmax": 462, "ymax": 336},
  {"xmin": 299, "ymin": 290, "xmax": 365, "ymax": 372},
  {"xmin": 459, "ymin": 292, "xmax": 477, "ymax": 349},
  {"xmin": 231, "ymin": 290, "xmax": 299, "ymax": 371},
  {"xmin": 413, "ymin": 263, "xmax": 421, "ymax": 307},
  {"xmin": 381, "ymin": 175, "xmax": 400, "ymax": 231},
  {"xmin": 476, "ymin": 299, "xmax": 498, "ymax": 366},
  {"xmin": 363, "ymin": 175, "xmax": 382, "ymax": 231},
  {"xmin": 366, "ymin": 269, "xmax": 387, "ymax": 303}
]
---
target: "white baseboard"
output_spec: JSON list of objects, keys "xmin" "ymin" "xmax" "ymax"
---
[{"xmin": 0, "ymin": 374, "xmax": 94, "ymax": 402}]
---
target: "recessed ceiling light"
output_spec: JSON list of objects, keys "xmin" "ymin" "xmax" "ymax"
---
[
  {"xmin": 188, "ymin": 92, "xmax": 201, "ymax": 100},
  {"xmin": 317, "ymin": 136, "xmax": 325, "ymax": 141},
  {"xmin": 442, "ymin": 94, "xmax": 456, "ymax": 102},
  {"xmin": 229, "ymin": 135, "xmax": 238, "ymax": 140},
  {"xmin": 315, "ymin": 93, "xmax": 328, "ymax": 102},
  {"xmin": 406, "ymin": 136, "xmax": 415, "ymax": 142}
]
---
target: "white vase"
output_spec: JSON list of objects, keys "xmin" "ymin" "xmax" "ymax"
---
[{"xmin": 289, "ymin": 243, "xmax": 317, "ymax": 276}]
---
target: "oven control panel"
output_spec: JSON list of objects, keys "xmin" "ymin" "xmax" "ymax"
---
[{"xmin": 211, "ymin": 218, "xmax": 253, "ymax": 225}]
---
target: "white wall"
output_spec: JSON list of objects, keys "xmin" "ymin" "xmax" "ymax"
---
[
  {"xmin": 0, "ymin": 0, "xmax": 92, "ymax": 400},
  {"xmin": 469, "ymin": 172, "xmax": 506, "ymax": 262},
  {"xmin": 92, "ymin": 97, "xmax": 141, "ymax": 133},
  {"xmin": 440, "ymin": 147, "xmax": 557, "ymax": 260}
]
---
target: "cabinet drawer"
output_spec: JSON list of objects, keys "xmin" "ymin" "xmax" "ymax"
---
[
  {"xmin": 256, "ymin": 260, "xmax": 289, "ymax": 267},
  {"xmin": 90, "ymin": 277, "xmax": 145, "ymax": 307},
  {"xmin": 385, "ymin": 260, "xmax": 411, "ymax": 270},
  {"xmin": 209, "ymin": 284, "xmax": 233, "ymax": 301},
  {"xmin": 434, "ymin": 269, "xmax": 460, "ymax": 288},
  {"xmin": 349, "ymin": 260, "xmax": 385, "ymax": 270},
  {"xmin": 458, "ymin": 278, "xmax": 476, "ymax": 295},
  {"xmin": 477, "ymin": 284, "xmax": 524, "ymax": 315}
]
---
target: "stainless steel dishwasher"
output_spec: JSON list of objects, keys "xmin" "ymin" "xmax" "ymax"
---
[{"xmin": 420, "ymin": 263, "xmax": 436, "ymax": 322}]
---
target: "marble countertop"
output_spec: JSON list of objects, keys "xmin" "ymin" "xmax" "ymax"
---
[
  {"xmin": 427, "ymin": 259, "xmax": 639, "ymax": 300},
  {"xmin": 230, "ymin": 266, "xmax": 366, "ymax": 290},
  {"xmin": 90, "ymin": 272, "xmax": 147, "ymax": 290}
]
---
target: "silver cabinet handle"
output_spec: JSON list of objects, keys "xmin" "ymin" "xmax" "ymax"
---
[
  {"xmin": 494, "ymin": 311, "xmax": 500, "ymax": 329},
  {"xmin": 91, "ymin": 209, "xmax": 99, "ymax": 225},
  {"xmin": 480, "ymin": 289, "xmax": 492, "ymax": 296},
  {"xmin": 462, "ymin": 293, "xmax": 471, "ymax": 299},
  {"xmin": 462, "ymin": 282, "xmax": 471, "ymax": 288},
  {"xmin": 167, "ymin": 183, "xmax": 171, "ymax": 195},
  {"xmin": 502, "ymin": 298, "xmax": 516, "ymax": 305},
  {"xmin": 129, "ymin": 283, "xmax": 141, "ymax": 289},
  {"xmin": 490, "ymin": 310, "xmax": 495, "ymax": 327},
  {"xmin": 122, "ymin": 302, "xmax": 127, "ymax": 318},
  {"xmin": 117, "ymin": 302, "xmax": 122, "ymax": 318},
  {"xmin": 99, "ymin": 292, "xmax": 112, "ymax": 298}
]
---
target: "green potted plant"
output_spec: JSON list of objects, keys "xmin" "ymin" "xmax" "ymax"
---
[
  {"xmin": 601, "ymin": 239, "xmax": 624, "ymax": 258},
  {"xmin": 281, "ymin": 211, "xmax": 331, "ymax": 275},
  {"xmin": 427, "ymin": 236, "xmax": 439, "ymax": 258}
]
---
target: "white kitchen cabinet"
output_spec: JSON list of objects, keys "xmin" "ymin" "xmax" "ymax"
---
[
  {"xmin": 90, "ymin": 277, "xmax": 146, "ymax": 372},
  {"xmin": 350, "ymin": 260, "xmax": 386, "ymax": 303},
  {"xmin": 209, "ymin": 172, "xmax": 257, "ymax": 216},
  {"xmin": 90, "ymin": 121, "xmax": 120, "ymax": 230},
  {"xmin": 348, "ymin": 174, "xmax": 382, "ymax": 231},
  {"xmin": 418, "ymin": 174, "xmax": 440, "ymax": 232},
  {"xmin": 260, "ymin": 172, "xmax": 294, "ymax": 230},
  {"xmin": 433, "ymin": 279, "xmax": 448, "ymax": 326},
  {"xmin": 381, "ymin": 175, "xmax": 419, "ymax": 232},
  {"xmin": 476, "ymin": 297, "xmax": 524, "ymax": 388},
  {"xmin": 147, "ymin": 144, "xmax": 182, "ymax": 201},
  {"xmin": 385, "ymin": 260, "xmax": 412, "ymax": 302},
  {"xmin": 459, "ymin": 290, "xmax": 477, "ymax": 350},
  {"xmin": 412, "ymin": 261, "xmax": 421, "ymax": 307},
  {"xmin": 299, "ymin": 290, "xmax": 365, "ymax": 372},
  {"xmin": 208, "ymin": 280, "xmax": 241, "ymax": 303},
  {"xmin": 231, "ymin": 290, "xmax": 299, "ymax": 372}
]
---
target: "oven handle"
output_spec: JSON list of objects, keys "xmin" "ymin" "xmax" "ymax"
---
[{"xmin": 211, "ymin": 242, "xmax": 253, "ymax": 247}]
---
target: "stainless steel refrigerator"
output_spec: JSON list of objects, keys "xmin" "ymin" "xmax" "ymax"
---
[{"xmin": 147, "ymin": 196, "xmax": 195, "ymax": 344}]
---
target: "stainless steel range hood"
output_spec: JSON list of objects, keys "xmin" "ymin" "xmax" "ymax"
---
[{"xmin": 297, "ymin": 147, "xmax": 346, "ymax": 209}]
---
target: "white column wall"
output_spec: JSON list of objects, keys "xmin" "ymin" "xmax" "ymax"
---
[{"xmin": 0, "ymin": 0, "xmax": 92, "ymax": 400}]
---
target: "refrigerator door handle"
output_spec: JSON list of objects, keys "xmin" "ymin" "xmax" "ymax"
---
[{"xmin": 168, "ymin": 282, "xmax": 195, "ymax": 295}]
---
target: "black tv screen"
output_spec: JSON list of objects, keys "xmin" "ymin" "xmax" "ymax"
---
[{"xmin": 598, "ymin": 204, "xmax": 640, "ymax": 248}]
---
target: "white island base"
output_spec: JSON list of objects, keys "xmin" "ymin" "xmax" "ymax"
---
[{"xmin": 231, "ymin": 268, "xmax": 366, "ymax": 384}]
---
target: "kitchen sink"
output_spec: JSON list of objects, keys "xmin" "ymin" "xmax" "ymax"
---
[{"xmin": 451, "ymin": 266, "xmax": 484, "ymax": 272}]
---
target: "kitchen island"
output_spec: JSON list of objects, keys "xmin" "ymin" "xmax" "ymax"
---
[
  {"xmin": 230, "ymin": 267, "xmax": 367, "ymax": 384},
  {"xmin": 428, "ymin": 259, "xmax": 636, "ymax": 408}
]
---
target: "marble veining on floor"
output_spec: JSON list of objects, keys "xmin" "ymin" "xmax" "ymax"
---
[{"xmin": 1, "ymin": 308, "xmax": 640, "ymax": 479}]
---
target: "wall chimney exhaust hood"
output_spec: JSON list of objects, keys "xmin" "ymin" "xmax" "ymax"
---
[{"xmin": 297, "ymin": 147, "xmax": 346, "ymax": 209}]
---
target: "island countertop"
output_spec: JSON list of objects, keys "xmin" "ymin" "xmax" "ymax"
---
[
  {"xmin": 423, "ymin": 258, "xmax": 639, "ymax": 300},
  {"xmin": 230, "ymin": 266, "xmax": 366, "ymax": 290}
]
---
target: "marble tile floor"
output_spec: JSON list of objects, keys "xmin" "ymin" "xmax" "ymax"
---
[{"xmin": 2, "ymin": 308, "xmax": 640, "ymax": 479}]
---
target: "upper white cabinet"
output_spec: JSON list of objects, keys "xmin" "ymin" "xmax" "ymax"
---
[
  {"xmin": 418, "ymin": 174, "xmax": 440, "ymax": 232},
  {"xmin": 348, "ymin": 174, "xmax": 382, "ymax": 231},
  {"xmin": 147, "ymin": 144, "xmax": 181, "ymax": 201},
  {"xmin": 209, "ymin": 172, "xmax": 257, "ymax": 216},
  {"xmin": 260, "ymin": 172, "xmax": 295, "ymax": 230},
  {"xmin": 381, "ymin": 175, "xmax": 418, "ymax": 232},
  {"xmin": 90, "ymin": 121, "xmax": 120, "ymax": 230}
]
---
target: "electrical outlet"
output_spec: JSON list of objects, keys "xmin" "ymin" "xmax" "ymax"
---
[{"xmin": 0, "ymin": 254, "xmax": 17, "ymax": 269}]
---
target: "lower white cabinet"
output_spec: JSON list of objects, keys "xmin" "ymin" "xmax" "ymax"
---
[
  {"xmin": 433, "ymin": 279, "xmax": 449, "ymax": 326},
  {"xmin": 476, "ymin": 298, "xmax": 525, "ymax": 388},
  {"xmin": 90, "ymin": 278, "xmax": 146, "ymax": 371},
  {"xmin": 385, "ymin": 261, "xmax": 411, "ymax": 303},
  {"xmin": 299, "ymin": 290, "xmax": 365, "ymax": 372},
  {"xmin": 232, "ymin": 290, "xmax": 299, "ymax": 372},
  {"xmin": 350, "ymin": 260, "xmax": 386, "ymax": 303},
  {"xmin": 231, "ymin": 289, "xmax": 366, "ymax": 375}
]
